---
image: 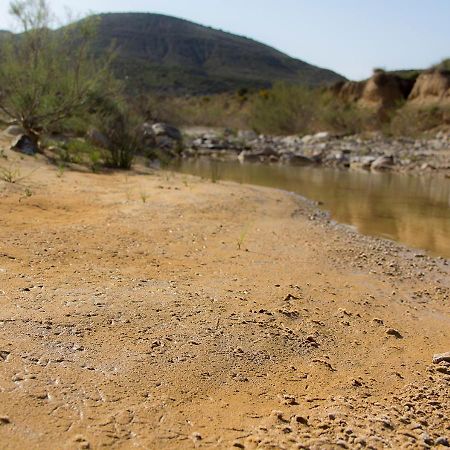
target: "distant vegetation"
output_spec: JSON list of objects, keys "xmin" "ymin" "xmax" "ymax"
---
[
  {"xmin": 136, "ymin": 78, "xmax": 448, "ymax": 137},
  {"xmin": 0, "ymin": 2, "xmax": 448, "ymax": 175}
]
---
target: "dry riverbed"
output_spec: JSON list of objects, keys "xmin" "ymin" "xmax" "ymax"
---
[{"xmin": 0, "ymin": 145, "xmax": 449, "ymax": 449}]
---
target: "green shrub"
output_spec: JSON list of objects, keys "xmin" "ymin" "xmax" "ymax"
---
[
  {"xmin": 250, "ymin": 83, "xmax": 316, "ymax": 134},
  {"xmin": 389, "ymin": 106, "xmax": 447, "ymax": 137},
  {"xmin": 317, "ymin": 93, "xmax": 369, "ymax": 134}
]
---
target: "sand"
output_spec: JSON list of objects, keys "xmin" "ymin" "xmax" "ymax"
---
[{"xmin": 0, "ymin": 144, "xmax": 449, "ymax": 449}]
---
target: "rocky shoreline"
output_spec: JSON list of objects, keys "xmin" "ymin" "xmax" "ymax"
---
[{"xmin": 180, "ymin": 128, "xmax": 450, "ymax": 175}]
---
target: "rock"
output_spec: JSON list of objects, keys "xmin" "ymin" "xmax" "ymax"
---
[
  {"xmin": 432, "ymin": 352, "xmax": 450, "ymax": 364},
  {"xmin": 279, "ymin": 394, "xmax": 298, "ymax": 405},
  {"xmin": 422, "ymin": 432, "xmax": 434, "ymax": 446},
  {"xmin": 333, "ymin": 151, "xmax": 351, "ymax": 167},
  {"xmin": 151, "ymin": 123, "xmax": 182, "ymax": 141},
  {"xmin": 0, "ymin": 416, "xmax": 10, "ymax": 425},
  {"xmin": 238, "ymin": 149, "xmax": 276, "ymax": 163},
  {"xmin": 86, "ymin": 128, "xmax": 110, "ymax": 149},
  {"xmin": 5, "ymin": 125, "xmax": 25, "ymax": 136},
  {"xmin": 435, "ymin": 437, "xmax": 449, "ymax": 447},
  {"xmin": 313, "ymin": 131, "xmax": 331, "ymax": 141},
  {"xmin": 371, "ymin": 155, "xmax": 394, "ymax": 171},
  {"xmin": 292, "ymin": 415, "xmax": 309, "ymax": 426},
  {"xmin": 10, "ymin": 134, "xmax": 38, "ymax": 155},
  {"xmin": 386, "ymin": 328, "xmax": 403, "ymax": 338},
  {"xmin": 238, "ymin": 150, "xmax": 261, "ymax": 163},
  {"xmin": 280, "ymin": 135, "xmax": 302, "ymax": 146},
  {"xmin": 359, "ymin": 156, "xmax": 377, "ymax": 170},
  {"xmin": 237, "ymin": 130, "xmax": 258, "ymax": 141},
  {"xmin": 280, "ymin": 153, "xmax": 315, "ymax": 166},
  {"xmin": 436, "ymin": 362, "xmax": 450, "ymax": 375}
]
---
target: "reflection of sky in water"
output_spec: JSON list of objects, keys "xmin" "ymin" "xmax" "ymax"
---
[{"xmin": 171, "ymin": 159, "xmax": 450, "ymax": 258}]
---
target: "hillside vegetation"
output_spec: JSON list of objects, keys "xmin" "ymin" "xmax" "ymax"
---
[
  {"xmin": 61, "ymin": 13, "xmax": 345, "ymax": 94},
  {"xmin": 1, "ymin": 14, "xmax": 347, "ymax": 96}
]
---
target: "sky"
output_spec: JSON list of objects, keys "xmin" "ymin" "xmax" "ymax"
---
[{"xmin": 0, "ymin": 0, "xmax": 449, "ymax": 80}]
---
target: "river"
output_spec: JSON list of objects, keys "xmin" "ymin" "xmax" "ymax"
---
[{"xmin": 170, "ymin": 158, "xmax": 450, "ymax": 258}]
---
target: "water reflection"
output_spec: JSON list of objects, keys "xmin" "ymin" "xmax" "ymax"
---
[{"xmin": 170, "ymin": 158, "xmax": 450, "ymax": 258}]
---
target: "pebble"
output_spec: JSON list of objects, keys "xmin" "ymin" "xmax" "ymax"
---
[
  {"xmin": 279, "ymin": 394, "xmax": 298, "ymax": 405},
  {"xmin": 292, "ymin": 415, "xmax": 309, "ymax": 426},
  {"xmin": 386, "ymin": 328, "xmax": 403, "ymax": 338},
  {"xmin": 422, "ymin": 432, "xmax": 434, "ymax": 445},
  {"xmin": 0, "ymin": 416, "xmax": 10, "ymax": 424},
  {"xmin": 436, "ymin": 437, "xmax": 449, "ymax": 447}
]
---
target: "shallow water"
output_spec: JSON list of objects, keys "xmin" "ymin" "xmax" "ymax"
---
[{"xmin": 170, "ymin": 158, "xmax": 450, "ymax": 258}]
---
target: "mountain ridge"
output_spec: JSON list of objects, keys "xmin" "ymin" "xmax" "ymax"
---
[{"xmin": 71, "ymin": 12, "xmax": 346, "ymax": 94}]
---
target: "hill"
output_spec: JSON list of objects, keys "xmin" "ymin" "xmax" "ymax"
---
[{"xmin": 68, "ymin": 13, "xmax": 345, "ymax": 94}]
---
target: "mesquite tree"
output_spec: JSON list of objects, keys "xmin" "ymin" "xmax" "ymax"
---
[{"xmin": 0, "ymin": 0, "xmax": 112, "ymax": 149}]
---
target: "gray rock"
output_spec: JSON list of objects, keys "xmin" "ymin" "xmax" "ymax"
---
[
  {"xmin": 360, "ymin": 156, "xmax": 377, "ymax": 170},
  {"xmin": 10, "ymin": 134, "xmax": 38, "ymax": 155},
  {"xmin": 313, "ymin": 131, "xmax": 331, "ymax": 141},
  {"xmin": 238, "ymin": 150, "xmax": 265, "ymax": 163},
  {"xmin": 151, "ymin": 123, "xmax": 182, "ymax": 141},
  {"xmin": 5, "ymin": 125, "xmax": 25, "ymax": 136},
  {"xmin": 237, "ymin": 130, "xmax": 258, "ymax": 141},
  {"xmin": 280, "ymin": 153, "xmax": 315, "ymax": 166},
  {"xmin": 371, "ymin": 155, "xmax": 394, "ymax": 171}
]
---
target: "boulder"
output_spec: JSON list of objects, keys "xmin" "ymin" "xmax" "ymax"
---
[
  {"xmin": 313, "ymin": 131, "xmax": 331, "ymax": 141},
  {"xmin": 371, "ymin": 155, "xmax": 394, "ymax": 171},
  {"xmin": 10, "ymin": 134, "xmax": 38, "ymax": 155},
  {"xmin": 280, "ymin": 153, "xmax": 315, "ymax": 166},
  {"xmin": 237, "ymin": 130, "xmax": 258, "ymax": 141},
  {"xmin": 238, "ymin": 150, "xmax": 265, "ymax": 163},
  {"xmin": 360, "ymin": 156, "xmax": 377, "ymax": 170},
  {"xmin": 5, "ymin": 125, "xmax": 25, "ymax": 136},
  {"xmin": 150, "ymin": 123, "xmax": 182, "ymax": 141},
  {"xmin": 351, "ymin": 155, "xmax": 377, "ymax": 170}
]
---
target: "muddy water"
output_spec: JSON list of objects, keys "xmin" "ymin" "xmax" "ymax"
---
[{"xmin": 171, "ymin": 158, "xmax": 450, "ymax": 258}]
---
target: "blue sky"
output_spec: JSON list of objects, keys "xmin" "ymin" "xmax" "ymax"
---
[{"xmin": 0, "ymin": 0, "xmax": 449, "ymax": 80}]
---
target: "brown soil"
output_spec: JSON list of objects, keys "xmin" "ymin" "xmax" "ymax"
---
[
  {"xmin": 0, "ymin": 144, "xmax": 449, "ymax": 449},
  {"xmin": 408, "ymin": 71, "xmax": 450, "ymax": 106}
]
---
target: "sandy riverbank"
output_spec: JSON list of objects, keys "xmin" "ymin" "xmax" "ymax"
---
[{"xmin": 0, "ymin": 147, "xmax": 449, "ymax": 449}]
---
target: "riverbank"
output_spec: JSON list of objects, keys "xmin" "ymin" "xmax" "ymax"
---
[
  {"xmin": 182, "ymin": 128, "xmax": 450, "ymax": 176},
  {"xmin": 0, "ymin": 148, "xmax": 449, "ymax": 449}
]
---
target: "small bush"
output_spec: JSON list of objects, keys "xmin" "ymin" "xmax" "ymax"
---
[
  {"xmin": 389, "ymin": 106, "xmax": 447, "ymax": 137},
  {"xmin": 250, "ymin": 83, "xmax": 316, "ymax": 134},
  {"xmin": 318, "ymin": 93, "xmax": 369, "ymax": 134},
  {"xmin": 88, "ymin": 92, "xmax": 138, "ymax": 169}
]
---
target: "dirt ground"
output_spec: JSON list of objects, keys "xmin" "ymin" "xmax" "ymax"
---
[{"xmin": 0, "ymin": 141, "xmax": 449, "ymax": 449}]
